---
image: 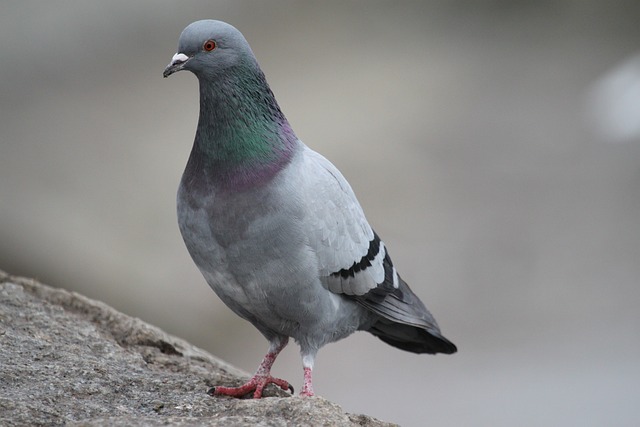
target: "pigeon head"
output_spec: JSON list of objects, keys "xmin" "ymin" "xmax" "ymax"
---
[
  {"xmin": 163, "ymin": 20, "xmax": 255, "ymax": 79},
  {"xmin": 163, "ymin": 20, "xmax": 299, "ymax": 191}
]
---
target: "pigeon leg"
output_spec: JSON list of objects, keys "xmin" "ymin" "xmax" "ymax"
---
[
  {"xmin": 300, "ymin": 352, "xmax": 316, "ymax": 397},
  {"xmin": 209, "ymin": 337, "xmax": 292, "ymax": 399}
]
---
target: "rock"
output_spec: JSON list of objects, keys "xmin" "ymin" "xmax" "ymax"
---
[{"xmin": 0, "ymin": 270, "xmax": 395, "ymax": 427}]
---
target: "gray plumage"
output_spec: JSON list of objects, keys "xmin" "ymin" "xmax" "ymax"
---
[{"xmin": 163, "ymin": 20, "xmax": 456, "ymax": 398}]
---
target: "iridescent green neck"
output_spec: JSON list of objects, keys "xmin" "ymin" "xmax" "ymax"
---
[{"xmin": 188, "ymin": 63, "xmax": 298, "ymax": 191}]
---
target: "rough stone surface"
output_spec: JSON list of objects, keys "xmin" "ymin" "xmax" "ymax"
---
[{"xmin": 0, "ymin": 270, "xmax": 395, "ymax": 427}]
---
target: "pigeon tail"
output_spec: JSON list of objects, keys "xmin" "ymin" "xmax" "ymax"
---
[
  {"xmin": 368, "ymin": 320, "xmax": 457, "ymax": 354},
  {"xmin": 356, "ymin": 273, "xmax": 457, "ymax": 355}
]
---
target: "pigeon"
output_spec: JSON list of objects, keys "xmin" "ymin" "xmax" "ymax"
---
[{"xmin": 163, "ymin": 20, "xmax": 456, "ymax": 398}]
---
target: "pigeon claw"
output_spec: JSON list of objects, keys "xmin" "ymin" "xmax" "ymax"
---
[{"xmin": 209, "ymin": 375, "xmax": 293, "ymax": 399}]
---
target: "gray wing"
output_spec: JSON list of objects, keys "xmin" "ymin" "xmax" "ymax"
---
[
  {"xmin": 302, "ymin": 146, "xmax": 384, "ymax": 295},
  {"xmin": 302, "ymin": 146, "xmax": 456, "ymax": 354}
]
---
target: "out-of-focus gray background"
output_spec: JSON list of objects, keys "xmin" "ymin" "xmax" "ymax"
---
[{"xmin": 2, "ymin": 1, "xmax": 639, "ymax": 426}]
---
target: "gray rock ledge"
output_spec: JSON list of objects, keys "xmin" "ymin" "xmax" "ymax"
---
[{"xmin": 0, "ymin": 270, "xmax": 395, "ymax": 427}]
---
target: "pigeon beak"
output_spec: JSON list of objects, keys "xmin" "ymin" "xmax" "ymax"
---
[{"xmin": 163, "ymin": 53, "xmax": 190, "ymax": 78}]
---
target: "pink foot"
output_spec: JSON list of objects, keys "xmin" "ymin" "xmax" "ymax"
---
[
  {"xmin": 208, "ymin": 374, "xmax": 293, "ymax": 399},
  {"xmin": 300, "ymin": 366, "xmax": 315, "ymax": 397},
  {"xmin": 208, "ymin": 338, "xmax": 292, "ymax": 399}
]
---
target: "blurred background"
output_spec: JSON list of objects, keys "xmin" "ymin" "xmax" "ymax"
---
[{"xmin": 2, "ymin": 1, "xmax": 639, "ymax": 425}]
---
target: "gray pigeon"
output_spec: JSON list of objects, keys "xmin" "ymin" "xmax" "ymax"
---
[{"xmin": 163, "ymin": 20, "xmax": 456, "ymax": 398}]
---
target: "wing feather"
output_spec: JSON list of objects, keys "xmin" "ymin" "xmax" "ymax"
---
[{"xmin": 300, "ymin": 144, "xmax": 456, "ymax": 354}]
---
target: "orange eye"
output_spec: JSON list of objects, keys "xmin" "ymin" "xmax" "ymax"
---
[{"xmin": 203, "ymin": 40, "xmax": 216, "ymax": 52}]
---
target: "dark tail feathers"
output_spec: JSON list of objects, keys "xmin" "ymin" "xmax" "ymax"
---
[{"xmin": 368, "ymin": 320, "xmax": 457, "ymax": 354}]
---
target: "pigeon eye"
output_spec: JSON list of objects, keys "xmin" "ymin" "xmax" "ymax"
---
[{"xmin": 203, "ymin": 40, "xmax": 216, "ymax": 52}]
